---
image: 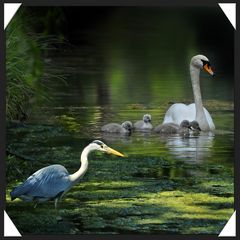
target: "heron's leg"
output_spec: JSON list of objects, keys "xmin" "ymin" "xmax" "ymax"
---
[
  {"xmin": 56, "ymin": 192, "xmax": 65, "ymax": 208},
  {"xmin": 54, "ymin": 198, "xmax": 59, "ymax": 209},
  {"xmin": 54, "ymin": 191, "xmax": 65, "ymax": 209},
  {"xmin": 54, "ymin": 198, "xmax": 64, "ymax": 222},
  {"xmin": 33, "ymin": 198, "xmax": 38, "ymax": 208}
]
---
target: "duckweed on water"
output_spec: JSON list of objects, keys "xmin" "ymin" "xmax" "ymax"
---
[{"xmin": 6, "ymin": 124, "xmax": 233, "ymax": 234}]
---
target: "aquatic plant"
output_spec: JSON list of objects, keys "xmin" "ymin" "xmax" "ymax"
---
[
  {"xmin": 6, "ymin": 9, "xmax": 43, "ymax": 120},
  {"xmin": 6, "ymin": 8, "xmax": 66, "ymax": 121}
]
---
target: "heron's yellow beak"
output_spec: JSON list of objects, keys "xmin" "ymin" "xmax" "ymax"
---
[
  {"xmin": 203, "ymin": 64, "xmax": 214, "ymax": 76},
  {"xmin": 106, "ymin": 147, "xmax": 125, "ymax": 157}
]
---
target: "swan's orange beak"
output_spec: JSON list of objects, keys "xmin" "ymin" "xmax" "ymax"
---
[{"xmin": 203, "ymin": 64, "xmax": 214, "ymax": 76}]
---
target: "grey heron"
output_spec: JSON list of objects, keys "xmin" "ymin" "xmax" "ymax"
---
[
  {"xmin": 134, "ymin": 114, "xmax": 153, "ymax": 131},
  {"xmin": 101, "ymin": 121, "xmax": 133, "ymax": 134},
  {"xmin": 10, "ymin": 140, "xmax": 124, "ymax": 208}
]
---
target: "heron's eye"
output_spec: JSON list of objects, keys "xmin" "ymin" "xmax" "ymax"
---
[{"xmin": 101, "ymin": 145, "xmax": 103, "ymax": 148}]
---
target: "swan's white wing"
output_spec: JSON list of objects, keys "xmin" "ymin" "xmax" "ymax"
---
[
  {"xmin": 163, "ymin": 103, "xmax": 215, "ymax": 130},
  {"xmin": 203, "ymin": 107, "xmax": 215, "ymax": 130},
  {"xmin": 163, "ymin": 103, "xmax": 196, "ymax": 125}
]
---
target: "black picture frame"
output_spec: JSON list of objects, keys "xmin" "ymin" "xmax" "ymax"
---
[{"xmin": 1, "ymin": 0, "xmax": 239, "ymax": 239}]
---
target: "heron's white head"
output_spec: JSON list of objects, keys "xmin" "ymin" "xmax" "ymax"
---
[
  {"xmin": 190, "ymin": 54, "xmax": 214, "ymax": 76},
  {"xmin": 143, "ymin": 114, "xmax": 151, "ymax": 123},
  {"xmin": 89, "ymin": 140, "xmax": 124, "ymax": 157},
  {"xmin": 121, "ymin": 121, "xmax": 133, "ymax": 131}
]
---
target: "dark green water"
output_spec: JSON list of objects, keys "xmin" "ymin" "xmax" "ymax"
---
[{"xmin": 6, "ymin": 7, "xmax": 234, "ymax": 235}]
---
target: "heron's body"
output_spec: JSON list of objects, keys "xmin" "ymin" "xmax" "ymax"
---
[
  {"xmin": 101, "ymin": 121, "xmax": 132, "ymax": 134},
  {"xmin": 134, "ymin": 114, "xmax": 153, "ymax": 131},
  {"xmin": 162, "ymin": 55, "xmax": 215, "ymax": 131},
  {"xmin": 11, "ymin": 165, "xmax": 71, "ymax": 203},
  {"xmin": 10, "ymin": 140, "xmax": 124, "ymax": 208}
]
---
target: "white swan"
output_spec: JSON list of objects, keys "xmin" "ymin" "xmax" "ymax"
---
[{"xmin": 162, "ymin": 54, "xmax": 215, "ymax": 131}]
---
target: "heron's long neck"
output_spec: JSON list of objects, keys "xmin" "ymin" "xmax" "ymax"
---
[
  {"xmin": 69, "ymin": 146, "xmax": 90, "ymax": 184},
  {"xmin": 190, "ymin": 66, "xmax": 209, "ymax": 131}
]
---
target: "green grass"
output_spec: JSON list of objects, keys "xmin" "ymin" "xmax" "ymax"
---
[
  {"xmin": 6, "ymin": 8, "xmax": 66, "ymax": 121},
  {"xmin": 6, "ymin": 10, "xmax": 43, "ymax": 120}
]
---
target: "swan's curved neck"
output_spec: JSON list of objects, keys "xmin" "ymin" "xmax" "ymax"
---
[
  {"xmin": 190, "ymin": 65, "xmax": 210, "ymax": 131},
  {"xmin": 69, "ymin": 145, "xmax": 91, "ymax": 184}
]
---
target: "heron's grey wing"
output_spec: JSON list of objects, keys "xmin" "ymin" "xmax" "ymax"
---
[{"xmin": 10, "ymin": 164, "xmax": 71, "ymax": 200}]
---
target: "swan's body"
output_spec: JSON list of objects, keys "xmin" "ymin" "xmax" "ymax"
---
[
  {"xmin": 101, "ymin": 121, "xmax": 133, "ymax": 134},
  {"xmin": 154, "ymin": 120, "xmax": 190, "ymax": 135},
  {"xmin": 163, "ymin": 55, "xmax": 215, "ymax": 131},
  {"xmin": 10, "ymin": 140, "xmax": 124, "ymax": 208},
  {"xmin": 163, "ymin": 103, "xmax": 214, "ymax": 130},
  {"xmin": 154, "ymin": 122, "xmax": 179, "ymax": 134},
  {"xmin": 134, "ymin": 114, "xmax": 153, "ymax": 130},
  {"xmin": 154, "ymin": 120, "xmax": 201, "ymax": 136}
]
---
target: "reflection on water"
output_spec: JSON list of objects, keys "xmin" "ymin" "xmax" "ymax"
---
[
  {"xmin": 45, "ymin": 7, "xmax": 233, "ymax": 108},
  {"xmin": 164, "ymin": 133, "xmax": 214, "ymax": 163},
  {"xmin": 98, "ymin": 120, "xmax": 233, "ymax": 167},
  {"xmin": 101, "ymin": 132, "xmax": 133, "ymax": 144}
]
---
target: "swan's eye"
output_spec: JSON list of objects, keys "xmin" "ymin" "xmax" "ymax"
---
[{"xmin": 201, "ymin": 59, "xmax": 210, "ymax": 67}]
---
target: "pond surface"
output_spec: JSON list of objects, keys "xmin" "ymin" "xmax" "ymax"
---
[{"xmin": 6, "ymin": 7, "xmax": 234, "ymax": 235}]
